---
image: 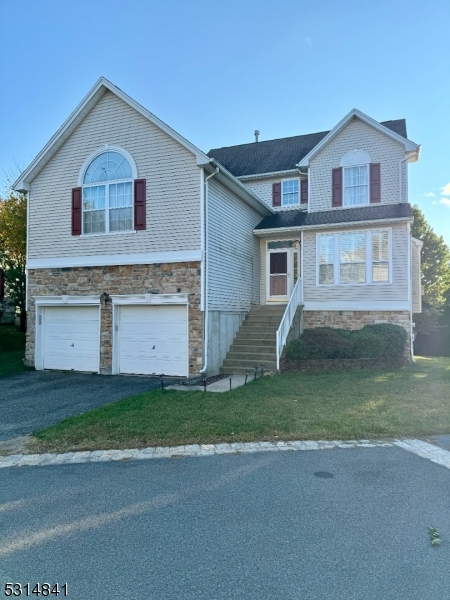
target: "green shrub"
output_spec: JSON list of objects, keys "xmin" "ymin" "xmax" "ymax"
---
[{"xmin": 284, "ymin": 323, "xmax": 407, "ymax": 360}]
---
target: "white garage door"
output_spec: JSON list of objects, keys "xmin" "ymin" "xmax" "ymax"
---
[
  {"xmin": 118, "ymin": 305, "xmax": 188, "ymax": 376},
  {"xmin": 43, "ymin": 306, "xmax": 100, "ymax": 372}
]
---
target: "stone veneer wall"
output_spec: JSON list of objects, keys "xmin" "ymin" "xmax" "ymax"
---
[
  {"xmin": 26, "ymin": 262, "xmax": 202, "ymax": 375},
  {"xmin": 302, "ymin": 310, "xmax": 412, "ymax": 358}
]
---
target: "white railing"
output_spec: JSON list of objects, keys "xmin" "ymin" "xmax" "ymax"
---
[{"xmin": 276, "ymin": 278, "xmax": 303, "ymax": 370}]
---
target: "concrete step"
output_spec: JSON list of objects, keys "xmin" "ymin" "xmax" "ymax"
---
[
  {"xmin": 221, "ymin": 359, "xmax": 278, "ymax": 372},
  {"xmin": 226, "ymin": 350, "xmax": 277, "ymax": 361},
  {"xmin": 232, "ymin": 338, "xmax": 276, "ymax": 347}
]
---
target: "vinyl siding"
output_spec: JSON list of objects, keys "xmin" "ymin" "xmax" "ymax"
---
[
  {"xmin": 243, "ymin": 176, "xmax": 307, "ymax": 212},
  {"xmin": 207, "ymin": 178, "xmax": 261, "ymax": 311},
  {"xmin": 28, "ymin": 91, "xmax": 201, "ymax": 260},
  {"xmin": 411, "ymin": 238, "xmax": 422, "ymax": 313},
  {"xmin": 309, "ymin": 117, "xmax": 407, "ymax": 212},
  {"xmin": 302, "ymin": 221, "xmax": 410, "ymax": 305}
]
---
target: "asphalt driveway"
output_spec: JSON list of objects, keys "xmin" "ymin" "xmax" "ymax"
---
[{"xmin": 0, "ymin": 371, "xmax": 170, "ymax": 440}]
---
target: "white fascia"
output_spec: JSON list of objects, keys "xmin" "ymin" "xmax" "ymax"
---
[
  {"xmin": 297, "ymin": 108, "xmax": 420, "ymax": 169},
  {"xmin": 13, "ymin": 77, "xmax": 210, "ymax": 191},
  {"xmin": 253, "ymin": 216, "xmax": 413, "ymax": 237}
]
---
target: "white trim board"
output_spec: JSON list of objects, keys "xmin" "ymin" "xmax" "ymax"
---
[
  {"xmin": 110, "ymin": 293, "xmax": 189, "ymax": 306},
  {"xmin": 303, "ymin": 301, "xmax": 411, "ymax": 311},
  {"xmin": 34, "ymin": 295, "xmax": 101, "ymax": 306},
  {"xmin": 27, "ymin": 250, "xmax": 203, "ymax": 270}
]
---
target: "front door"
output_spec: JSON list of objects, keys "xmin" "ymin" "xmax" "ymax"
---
[{"xmin": 269, "ymin": 251, "xmax": 289, "ymax": 301}]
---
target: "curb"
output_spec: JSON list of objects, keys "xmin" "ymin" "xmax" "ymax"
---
[{"xmin": 0, "ymin": 439, "xmax": 395, "ymax": 469}]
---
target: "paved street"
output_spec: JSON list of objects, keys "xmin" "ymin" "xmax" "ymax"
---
[
  {"xmin": 0, "ymin": 371, "xmax": 168, "ymax": 440},
  {"xmin": 1, "ymin": 447, "xmax": 449, "ymax": 599}
]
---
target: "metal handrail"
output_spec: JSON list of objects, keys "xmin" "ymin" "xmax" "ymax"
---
[{"xmin": 276, "ymin": 278, "xmax": 303, "ymax": 370}]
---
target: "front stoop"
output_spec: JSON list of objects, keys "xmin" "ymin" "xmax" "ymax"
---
[{"xmin": 220, "ymin": 305, "xmax": 286, "ymax": 374}]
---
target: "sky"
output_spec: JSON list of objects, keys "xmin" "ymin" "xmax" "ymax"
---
[{"xmin": 0, "ymin": 0, "xmax": 449, "ymax": 244}]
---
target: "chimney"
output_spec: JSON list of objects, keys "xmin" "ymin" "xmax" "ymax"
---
[{"xmin": 254, "ymin": 130, "xmax": 260, "ymax": 142}]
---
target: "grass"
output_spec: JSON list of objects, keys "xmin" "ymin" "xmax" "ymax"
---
[
  {"xmin": 0, "ymin": 326, "xmax": 30, "ymax": 377},
  {"xmin": 32, "ymin": 356, "xmax": 450, "ymax": 453}
]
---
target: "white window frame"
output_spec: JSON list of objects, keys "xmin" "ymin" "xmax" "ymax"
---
[
  {"xmin": 342, "ymin": 164, "xmax": 369, "ymax": 207},
  {"xmin": 281, "ymin": 178, "xmax": 300, "ymax": 208},
  {"xmin": 316, "ymin": 228, "xmax": 392, "ymax": 286},
  {"xmin": 78, "ymin": 145, "xmax": 138, "ymax": 236}
]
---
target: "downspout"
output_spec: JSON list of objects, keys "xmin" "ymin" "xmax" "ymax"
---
[{"xmin": 200, "ymin": 166, "xmax": 219, "ymax": 374}]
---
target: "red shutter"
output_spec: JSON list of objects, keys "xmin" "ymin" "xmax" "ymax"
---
[
  {"xmin": 370, "ymin": 163, "xmax": 381, "ymax": 203},
  {"xmin": 272, "ymin": 182, "xmax": 281, "ymax": 207},
  {"xmin": 71, "ymin": 187, "xmax": 82, "ymax": 235},
  {"xmin": 134, "ymin": 179, "xmax": 146, "ymax": 230},
  {"xmin": 300, "ymin": 179, "xmax": 308, "ymax": 204},
  {"xmin": 332, "ymin": 168, "xmax": 342, "ymax": 207}
]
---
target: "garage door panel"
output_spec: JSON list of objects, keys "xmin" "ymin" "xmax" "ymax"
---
[
  {"xmin": 118, "ymin": 305, "xmax": 188, "ymax": 376},
  {"xmin": 43, "ymin": 306, "xmax": 100, "ymax": 372}
]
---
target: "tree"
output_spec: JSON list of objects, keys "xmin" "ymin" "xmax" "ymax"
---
[
  {"xmin": 411, "ymin": 205, "xmax": 450, "ymax": 355},
  {"xmin": 0, "ymin": 191, "xmax": 27, "ymax": 331}
]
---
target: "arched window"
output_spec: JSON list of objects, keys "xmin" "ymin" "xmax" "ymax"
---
[
  {"xmin": 339, "ymin": 149, "xmax": 371, "ymax": 207},
  {"xmin": 82, "ymin": 150, "xmax": 135, "ymax": 234}
]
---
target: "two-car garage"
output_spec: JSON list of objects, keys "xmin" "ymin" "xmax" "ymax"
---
[{"xmin": 37, "ymin": 296, "xmax": 189, "ymax": 377}]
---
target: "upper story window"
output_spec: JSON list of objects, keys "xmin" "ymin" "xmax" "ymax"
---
[
  {"xmin": 343, "ymin": 165, "xmax": 369, "ymax": 206},
  {"xmin": 282, "ymin": 179, "xmax": 299, "ymax": 206},
  {"xmin": 332, "ymin": 149, "xmax": 380, "ymax": 208},
  {"xmin": 81, "ymin": 149, "xmax": 135, "ymax": 235},
  {"xmin": 272, "ymin": 179, "xmax": 308, "ymax": 208}
]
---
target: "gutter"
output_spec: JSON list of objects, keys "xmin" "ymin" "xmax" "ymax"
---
[{"xmin": 199, "ymin": 167, "xmax": 219, "ymax": 375}]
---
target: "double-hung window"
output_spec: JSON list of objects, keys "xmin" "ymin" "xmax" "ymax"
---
[
  {"xmin": 82, "ymin": 151, "xmax": 133, "ymax": 234},
  {"xmin": 343, "ymin": 165, "xmax": 369, "ymax": 206},
  {"xmin": 282, "ymin": 179, "xmax": 300, "ymax": 207},
  {"xmin": 317, "ymin": 229, "xmax": 391, "ymax": 285}
]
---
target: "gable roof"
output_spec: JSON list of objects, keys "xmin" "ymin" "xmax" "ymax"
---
[
  {"xmin": 254, "ymin": 202, "xmax": 413, "ymax": 233},
  {"xmin": 13, "ymin": 77, "xmax": 210, "ymax": 192},
  {"xmin": 208, "ymin": 110, "xmax": 419, "ymax": 178}
]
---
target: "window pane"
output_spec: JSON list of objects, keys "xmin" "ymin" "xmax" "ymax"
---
[
  {"xmin": 84, "ymin": 151, "xmax": 132, "ymax": 183},
  {"xmin": 319, "ymin": 235, "xmax": 334, "ymax": 264},
  {"xmin": 340, "ymin": 263, "xmax": 366, "ymax": 283},
  {"xmin": 343, "ymin": 166, "xmax": 369, "ymax": 206},
  {"xmin": 282, "ymin": 180, "xmax": 299, "ymax": 206},
  {"xmin": 83, "ymin": 210, "xmax": 105, "ymax": 234},
  {"xmin": 110, "ymin": 207, "xmax": 132, "ymax": 232},
  {"xmin": 268, "ymin": 240, "xmax": 295, "ymax": 249},
  {"xmin": 340, "ymin": 233, "xmax": 365, "ymax": 263},
  {"xmin": 373, "ymin": 230, "xmax": 389, "ymax": 261},
  {"xmin": 109, "ymin": 182, "xmax": 132, "ymax": 208},
  {"xmin": 83, "ymin": 185, "xmax": 105, "ymax": 210},
  {"xmin": 373, "ymin": 262, "xmax": 389, "ymax": 282},
  {"xmin": 319, "ymin": 264, "xmax": 334, "ymax": 284}
]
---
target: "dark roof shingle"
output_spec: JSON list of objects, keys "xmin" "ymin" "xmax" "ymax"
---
[
  {"xmin": 255, "ymin": 203, "xmax": 413, "ymax": 231},
  {"xmin": 208, "ymin": 119, "xmax": 408, "ymax": 178}
]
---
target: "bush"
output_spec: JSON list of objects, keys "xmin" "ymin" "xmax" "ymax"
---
[{"xmin": 284, "ymin": 323, "xmax": 407, "ymax": 360}]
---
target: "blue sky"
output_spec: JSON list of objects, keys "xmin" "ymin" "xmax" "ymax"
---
[{"xmin": 1, "ymin": 0, "xmax": 449, "ymax": 244}]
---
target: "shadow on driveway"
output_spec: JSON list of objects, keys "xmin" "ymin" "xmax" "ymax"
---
[{"xmin": 0, "ymin": 371, "xmax": 172, "ymax": 440}]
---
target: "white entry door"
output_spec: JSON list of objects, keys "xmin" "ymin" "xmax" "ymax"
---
[
  {"xmin": 43, "ymin": 306, "xmax": 100, "ymax": 372},
  {"xmin": 118, "ymin": 305, "xmax": 188, "ymax": 376}
]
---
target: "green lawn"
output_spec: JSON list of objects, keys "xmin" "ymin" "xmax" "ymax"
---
[
  {"xmin": 32, "ymin": 357, "xmax": 450, "ymax": 453},
  {"xmin": 0, "ymin": 326, "xmax": 30, "ymax": 377}
]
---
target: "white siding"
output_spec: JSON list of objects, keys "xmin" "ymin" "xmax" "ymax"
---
[
  {"xmin": 302, "ymin": 222, "xmax": 410, "ymax": 304},
  {"xmin": 309, "ymin": 117, "xmax": 407, "ymax": 212},
  {"xmin": 28, "ymin": 91, "xmax": 201, "ymax": 260},
  {"xmin": 411, "ymin": 238, "xmax": 422, "ymax": 313},
  {"xmin": 207, "ymin": 178, "xmax": 261, "ymax": 311},
  {"xmin": 243, "ymin": 176, "xmax": 307, "ymax": 212}
]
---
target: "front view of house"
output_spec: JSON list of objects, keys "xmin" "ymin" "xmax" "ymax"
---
[{"xmin": 13, "ymin": 78, "xmax": 422, "ymax": 377}]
